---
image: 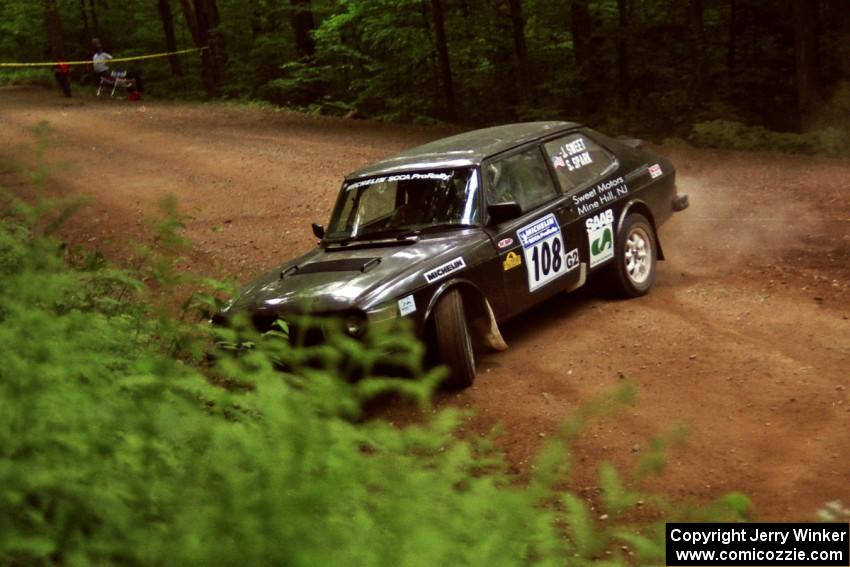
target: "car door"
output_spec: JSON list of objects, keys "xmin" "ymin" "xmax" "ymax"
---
[
  {"xmin": 483, "ymin": 145, "xmax": 583, "ymax": 320},
  {"xmin": 541, "ymin": 130, "xmax": 624, "ymax": 273}
]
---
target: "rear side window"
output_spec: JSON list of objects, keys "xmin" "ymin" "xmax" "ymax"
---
[
  {"xmin": 543, "ymin": 133, "xmax": 617, "ymax": 193},
  {"xmin": 485, "ymin": 147, "xmax": 558, "ymax": 212}
]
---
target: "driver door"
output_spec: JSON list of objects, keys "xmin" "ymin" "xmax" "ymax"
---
[{"xmin": 484, "ymin": 145, "xmax": 582, "ymax": 320}]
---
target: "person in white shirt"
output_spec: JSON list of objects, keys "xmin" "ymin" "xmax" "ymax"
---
[{"xmin": 91, "ymin": 39, "xmax": 113, "ymax": 80}]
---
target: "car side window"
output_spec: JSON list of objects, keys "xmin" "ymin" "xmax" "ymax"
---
[
  {"xmin": 485, "ymin": 147, "xmax": 558, "ymax": 212},
  {"xmin": 543, "ymin": 133, "xmax": 617, "ymax": 193}
]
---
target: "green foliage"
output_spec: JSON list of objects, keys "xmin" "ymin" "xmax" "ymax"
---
[
  {"xmin": 0, "ymin": 69, "xmax": 52, "ymax": 87},
  {"xmin": 689, "ymin": 120, "xmax": 850, "ymax": 156}
]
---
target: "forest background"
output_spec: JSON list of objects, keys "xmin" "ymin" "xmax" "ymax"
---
[{"xmin": 2, "ymin": 0, "xmax": 850, "ymax": 151}]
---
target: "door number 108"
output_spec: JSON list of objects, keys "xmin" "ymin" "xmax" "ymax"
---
[{"xmin": 531, "ymin": 237, "xmax": 562, "ymax": 281}]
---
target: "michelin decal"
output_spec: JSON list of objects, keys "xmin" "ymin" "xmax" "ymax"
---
[{"xmin": 424, "ymin": 256, "xmax": 466, "ymax": 283}]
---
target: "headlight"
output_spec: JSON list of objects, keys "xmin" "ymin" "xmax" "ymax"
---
[
  {"xmin": 365, "ymin": 302, "xmax": 398, "ymax": 324},
  {"xmin": 343, "ymin": 312, "xmax": 367, "ymax": 337}
]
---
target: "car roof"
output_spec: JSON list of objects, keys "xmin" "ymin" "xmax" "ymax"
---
[{"xmin": 346, "ymin": 121, "xmax": 580, "ymax": 180}]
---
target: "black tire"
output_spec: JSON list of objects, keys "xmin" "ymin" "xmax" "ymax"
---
[
  {"xmin": 433, "ymin": 289, "xmax": 476, "ymax": 388},
  {"xmin": 605, "ymin": 213, "xmax": 657, "ymax": 297}
]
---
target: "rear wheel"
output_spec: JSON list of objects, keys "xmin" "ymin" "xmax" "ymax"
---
[
  {"xmin": 605, "ymin": 213, "xmax": 657, "ymax": 297},
  {"xmin": 433, "ymin": 289, "xmax": 476, "ymax": 388}
]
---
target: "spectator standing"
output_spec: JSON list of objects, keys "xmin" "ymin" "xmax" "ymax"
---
[{"xmin": 52, "ymin": 54, "xmax": 71, "ymax": 97}]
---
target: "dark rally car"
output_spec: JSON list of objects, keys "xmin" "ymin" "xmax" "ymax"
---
[{"xmin": 217, "ymin": 121, "xmax": 688, "ymax": 387}]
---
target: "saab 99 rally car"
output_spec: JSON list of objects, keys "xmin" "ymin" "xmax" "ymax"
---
[{"xmin": 215, "ymin": 121, "xmax": 689, "ymax": 387}]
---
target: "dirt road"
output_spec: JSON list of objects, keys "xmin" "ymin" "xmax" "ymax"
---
[{"xmin": 2, "ymin": 86, "xmax": 848, "ymax": 520}]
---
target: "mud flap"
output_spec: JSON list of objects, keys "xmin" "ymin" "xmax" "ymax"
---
[{"xmin": 471, "ymin": 299, "xmax": 508, "ymax": 352}]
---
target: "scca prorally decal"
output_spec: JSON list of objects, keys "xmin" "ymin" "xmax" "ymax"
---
[
  {"xmin": 517, "ymin": 214, "xmax": 573, "ymax": 292},
  {"xmin": 572, "ymin": 176, "xmax": 628, "ymax": 216},
  {"xmin": 347, "ymin": 171, "xmax": 452, "ymax": 191},
  {"xmin": 423, "ymin": 256, "xmax": 466, "ymax": 283},
  {"xmin": 398, "ymin": 294, "xmax": 416, "ymax": 317},
  {"xmin": 497, "ymin": 237, "xmax": 514, "ymax": 249},
  {"xmin": 586, "ymin": 209, "xmax": 615, "ymax": 268},
  {"xmin": 649, "ymin": 163, "xmax": 662, "ymax": 179}
]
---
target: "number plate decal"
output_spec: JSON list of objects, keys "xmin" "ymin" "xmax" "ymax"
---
[{"xmin": 516, "ymin": 213, "xmax": 574, "ymax": 292}]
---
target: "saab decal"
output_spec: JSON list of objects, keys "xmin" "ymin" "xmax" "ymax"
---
[
  {"xmin": 423, "ymin": 256, "xmax": 466, "ymax": 283},
  {"xmin": 586, "ymin": 209, "xmax": 615, "ymax": 268},
  {"xmin": 503, "ymin": 251, "xmax": 521, "ymax": 271}
]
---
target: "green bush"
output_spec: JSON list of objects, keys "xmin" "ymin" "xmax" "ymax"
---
[
  {"xmin": 689, "ymin": 119, "xmax": 850, "ymax": 156},
  {"xmin": 0, "ymin": 68, "xmax": 52, "ymax": 88}
]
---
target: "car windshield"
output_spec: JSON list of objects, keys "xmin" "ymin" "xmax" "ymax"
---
[{"xmin": 326, "ymin": 168, "xmax": 480, "ymax": 241}]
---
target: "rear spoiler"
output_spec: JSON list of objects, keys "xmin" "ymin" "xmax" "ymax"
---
[{"xmin": 619, "ymin": 137, "xmax": 645, "ymax": 150}]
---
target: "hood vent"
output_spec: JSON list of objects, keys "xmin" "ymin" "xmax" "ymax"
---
[{"xmin": 286, "ymin": 257, "xmax": 381, "ymax": 276}]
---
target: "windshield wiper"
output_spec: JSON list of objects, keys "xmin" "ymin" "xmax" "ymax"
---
[
  {"xmin": 326, "ymin": 223, "xmax": 476, "ymax": 245},
  {"xmin": 396, "ymin": 223, "xmax": 477, "ymax": 239},
  {"xmin": 325, "ymin": 228, "xmax": 413, "ymax": 246}
]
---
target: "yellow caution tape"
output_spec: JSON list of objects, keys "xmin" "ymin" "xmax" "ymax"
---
[{"xmin": 0, "ymin": 46, "xmax": 208, "ymax": 68}]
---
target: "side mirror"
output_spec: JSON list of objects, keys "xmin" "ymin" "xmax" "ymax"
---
[
  {"xmin": 311, "ymin": 223, "xmax": 325, "ymax": 239},
  {"xmin": 487, "ymin": 202, "xmax": 523, "ymax": 225}
]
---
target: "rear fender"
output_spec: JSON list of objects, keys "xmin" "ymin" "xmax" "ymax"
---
[{"xmin": 618, "ymin": 199, "xmax": 665, "ymax": 261}]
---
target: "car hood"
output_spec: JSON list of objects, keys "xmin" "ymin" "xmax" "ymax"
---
[{"xmin": 224, "ymin": 231, "xmax": 482, "ymax": 315}]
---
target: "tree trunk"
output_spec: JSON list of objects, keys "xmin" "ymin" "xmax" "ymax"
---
[
  {"xmin": 507, "ymin": 0, "xmax": 534, "ymax": 108},
  {"xmin": 199, "ymin": 0, "xmax": 225, "ymax": 95},
  {"xmin": 290, "ymin": 0, "xmax": 316, "ymax": 59},
  {"xmin": 570, "ymin": 0, "xmax": 593, "ymax": 117},
  {"xmin": 43, "ymin": 0, "xmax": 65, "ymax": 56},
  {"xmin": 249, "ymin": 0, "xmax": 262, "ymax": 42},
  {"xmin": 180, "ymin": 0, "xmax": 224, "ymax": 96},
  {"xmin": 688, "ymin": 0, "xmax": 707, "ymax": 109},
  {"xmin": 88, "ymin": 0, "xmax": 100, "ymax": 38},
  {"xmin": 179, "ymin": 0, "xmax": 200, "ymax": 44},
  {"xmin": 431, "ymin": 0, "xmax": 456, "ymax": 121},
  {"xmin": 79, "ymin": 0, "xmax": 91, "ymax": 44},
  {"xmin": 792, "ymin": 0, "xmax": 820, "ymax": 130},
  {"xmin": 727, "ymin": 0, "xmax": 736, "ymax": 71},
  {"xmin": 616, "ymin": 0, "xmax": 630, "ymax": 111},
  {"xmin": 158, "ymin": 0, "xmax": 183, "ymax": 76}
]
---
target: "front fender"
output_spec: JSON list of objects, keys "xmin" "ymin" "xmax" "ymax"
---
[
  {"xmin": 423, "ymin": 278, "xmax": 486, "ymax": 322},
  {"xmin": 423, "ymin": 278, "xmax": 507, "ymax": 351}
]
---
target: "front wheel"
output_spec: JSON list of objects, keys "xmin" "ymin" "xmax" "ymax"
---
[
  {"xmin": 605, "ymin": 213, "xmax": 657, "ymax": 297},
  {"xmin": 433, "ymin": 289, "xmax": 476, "ymax": 388}
]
